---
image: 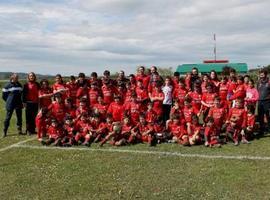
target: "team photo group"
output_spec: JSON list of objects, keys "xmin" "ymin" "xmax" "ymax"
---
[{"xmin": 2, "ymin": 66, "xmax": 269, "ymax": 148}]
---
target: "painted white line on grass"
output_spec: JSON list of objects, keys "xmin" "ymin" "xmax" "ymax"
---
[
  {"xmin": 0, "ymin": 137, "xmax": 36, "ymax": 153},
  {"xmin": 13, "ymin": 144, "xmax": 270, "ymax": 161}
]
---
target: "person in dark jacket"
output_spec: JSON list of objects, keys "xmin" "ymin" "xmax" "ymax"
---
[
  {"xmin": 257, "ymin": 69, "xmax": 270, "ymax": 135},
  {"xmin": 2, "ymin": 73, "xmax": 23, "ymax": 137},
  {"xmin": 23, "ymin": 72, "xmax": 40, "ymax": 135}
]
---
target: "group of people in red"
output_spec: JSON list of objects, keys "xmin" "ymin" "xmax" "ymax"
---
[{"xmin": 3, "ymin": 66, "xmax": 263, "ymax": 147}]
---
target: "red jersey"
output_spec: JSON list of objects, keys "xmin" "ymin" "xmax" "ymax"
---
[
  {"xmin": 136, "ymin": 87, "xmax": 148, "ymax": 102},
  {"xmin": 189, "ymin": 124, "xmax": 201, "ymax": 137},
  {"xmin": 76, "ymin": 87, "xmax": 89, "ymax": 103},
  {"xmin": 230, "ymin": 84, "xmax": 246, "ymax": 100},
  {"xmin": 48, "ymin": 126, "xmax": 64, "ymax": 139},
  {"xmin": 49, "ymin": 101, "xmax": 66, "ymax": 122},
  {"xmin": 66, "ymin": 82, "xmax": 78, "ymax": 102},
  {"xmin": 76, "ymin": 120, "xmax": 92, "ymax": 135},
  {"xmin": 154, "ymin": 123, "xmax": 166, "ymax": 133},
  {"xmin": 52, "ymin": 82, "xmax": 67, "ymax": 99},
  {"xmin": 145, "ymin": 109, "xmax": 157, "ymax": 123},
  {"xmin": 183, "ymin": 106, "xmax": 195, "ymax": 123},
  {"xmin": 35, "ymin": 113, "xmax": 50, "ymax": 138},
  {"xmin": 125, "ymin": 101, "xmax": 142, "ymax": 124},
  {"xmin": 102, "ymin": 85, "xmax": 116, "ymax": 104},
  {"xmin": 39, "ymin": 88, "xmax": 52, "ymax": 108},
  {"xmin": 227, "ymin": 107, "xmax": 247, "ymax": 128},
  {"xmin": 65, "ymin": 106, "xmax": 76, "ymax": 119},
  {"xmin": 75, "ymin": 106, "xmax": 89, "ymax": 117},
  {"xmin": 247, "ymin": 114, "xmax": 255, "ymax": 127},
  {"xmin": 219, "ymin": 83, "xmax": 228, "ymax": 101},
  {"xmin": 108, "ymin": 102, "xmax": 124, "ymax": 122},
  {"xmin": 88, "ymin": 89, "xmax": 101, "ymax": 105},
  {"xmin": 168, "ymin": 122, "xmax": 186, "ymax": 138},
  {"xmin": 188, "ymin": 91, "xmax": 202, "ymax": 114},
  {"xmin": 63, "ymin": 124, "xmax": 76, "ymax": 138},
  {"xmin": 124, "ymin": 89, "xmax": 135, "ymax": 104},
  {"xmin": 202, "ymin": 92, "xmax": 216, "ymax": 107},
  {"xmin": 135, "ymin": 75, "xmax": 150, "ymax": 88},
  {"xmin": 151, "ymin": 90, "xmax": 164, "ymax": 116},
  {"xmin": 92, "ymin": 103, "xmax": 108, "ymax": 120},
  {"xmin": 173, "ymin": 87, "xmax": 187, "ymax": 105},
  {"xmin": 201, "ymin": 81, "xmax": 208, "ymax": 94},
  {"xmin": 208, "ymin": 107, "xmax": 227, "ymax": 128},
  {"xmin": 137, "ymin": 122, "xmax": 153, "ymax": 142},
  {"xmin": 24, "ymin": 82, "xmax": 39, "ymax": 103},
  {"xmin": 121, "ymin": 124, "xmax": 133, "ymax": 138}
]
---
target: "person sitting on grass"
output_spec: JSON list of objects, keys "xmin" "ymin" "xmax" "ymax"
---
[
  {"xmin": 41, "ymin": 118, "xmax": 64, "ymax": 146},
  {"xmin": 204, "ymin": 117, "xmax": 221, "ymax": 148}
]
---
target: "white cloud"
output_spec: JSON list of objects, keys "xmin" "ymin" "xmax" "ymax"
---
[{"xmin": 0, "ymin": 0, "xmax": 269, "ymax": 75}]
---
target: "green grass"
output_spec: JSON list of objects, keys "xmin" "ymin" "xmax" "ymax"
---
[{"xmin": 1, "ymin": 97, "xmax": 270, "ymax": 199}]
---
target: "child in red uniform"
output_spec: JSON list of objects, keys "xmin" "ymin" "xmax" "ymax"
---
[
  {"xmin": 241, "ymin": 104, "xmax": 255, "ymax": 143},
  {"xmin": 153, "ymin": 116, "xmax": 168, "ymax": 144},
  {"xmin": 167, "ymin": 114, "xmax": 189, "ymax": 145},
  {"xmin": 49, "ymin": 93, "xmax": 66, "ymax": 123},
  {"xmin": 115, "ymin": 117, "xmax": 134, "ymax": 146},
  {"xmin": 185, "ymin": 72, "xmax": 192, "ymax": 91},
  {"xmin": 92, "ymin": 95, "xmax": 108, "ymax": 121},
  {"xmin": 88, "ymin": 82, "xmax": 101, "ymax": 106},
  {"xmin": 66, "ymin": 75, "xmax": 78, "ymax": 103},
  {"xmin": 62, "ymin": 116, "xmax": 76, "ymax": 146},
  {"xmin": 135, "ymin": 79, "xmax": 149, "ymax": 110},
  {"xmin": 76, "ymin": 73, "xmax": 89, "ymax": 106},
  {"xmin": 41, "ymin": 118, "xmax": 64, "ymax": 146},
  {"xmin": 204, "ymin": 117, "xmax": 221, "ymax": 148},
  {"xmin": 99, "ymin": 114, "xmax": 116, "ymax": 146},
  {"xmin": 108, "ymin": 96, "xmax": 124, "ymax": 122},
  {"xmin": 188, "ymin": 115, "xmax": 202, "ymax": 145},
  {"xmin": 90, "ymin": 114, "xmax": 108, "ymax": 143},
  {"xmin": 188, "ymin": 84, "xmax": 202, "ymax": 115},
  {"xmin": 201, "ymin": 74, "xmax": 210, "ymax": 93},
  {"xmin": 171, "ymin": 72, "xmax": 180, "ymax": 91},
  {"xmin": 229, "ymin": 75, "xmax": 246, "ymax": 104},
  {"xmin": 145, "ymin": 102, "xmax": 157, "ymax": 124},
  {"xmin": 75, "ymin": 97, "xmax": 90, "ymax": 119},
  {"xmin": 75, "ymin": 113, "xmax": 93, "ymax": 146},
  {"xmin": 65, "ymin": 97, "xmax": 76, "ymax": 119},
  {"xmin": 124, "ymin": 81, "xmax": 135, "ymax": 104},
  {"xmin": 183, "ymin": 97, "xmax": 196, "ymax": 124},
  {"xmin": 125, "ymin": 93, "xmax": 142, "ymax": 125},
  {"xmin": 102, "ymin": 80, "xmax": 117, "ymax": 105},
  {"xmin": 201, "ymin": 82, "xmax": 216, "ymax": 121},
  {"xmin": 207, "ymin": 96, "xmax": 227, "ymax": 133},
  {"xmin": 219, "ymin": 76, "xmax": 229, "ymax": 105},
  {"xmin": 149, "ymin": 82, "xmax": 164, "ymax": 117},
  {"xmin": 39, "ymin": 79, "xmax": 53, "ymax": 109},
  {"xmin": 132, "ymin": 114, "xmax": 155, "ymax": 146},
  {"xmin": 173, "ymin": 78, "xmax": 187, "ymax": 108},
  {"xmin": 52, "ymin": 74, "xmax": 68, "ymax": 100},
  {"xmin": 35, "ymin": 108, "xmax": 51, "ymax": 141},
  {"xmin": 226, "ymin": 98, "xmax": 247, "ymax": 145}
]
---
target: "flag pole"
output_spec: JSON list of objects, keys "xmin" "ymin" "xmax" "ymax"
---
[{"xmin": 214, "ymin": 34, "xmax": 217, "ymax": 62}]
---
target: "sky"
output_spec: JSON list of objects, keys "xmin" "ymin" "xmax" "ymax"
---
[{"xmin": 0, "ymin": 0, "xmax": 269, "ymax": 75}]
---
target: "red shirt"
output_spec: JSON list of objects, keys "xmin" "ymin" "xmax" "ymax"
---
[
  {"xmin": 227, "ymin": 107, "xmax": 247, "ymax": 128},
  {"xmin": 136, "ymin": 87, "xmax": 148, "ymax": 102},
  {"xmin": 39, "ymin": 88, "xmax": 52, "ymax": 108},
  {"xmin": 76, "ymin": 120, "xmax": 92, "ymax": 136},
  {"xmin": 125, "ymin": 101, "xmax": 142, "ymax": 124},
  {"xmin": 49, "ymin": 101, "xmax": 66, "ymax": 122},
  {"xmin": 183, "ymin": 106, "xmax": 195, "ymax": 123},
  {"xmin": 168, "ymin": 122, "xmax": 186, "ymax": 138},
  {"xmin": 189, "ymin": 124, "xmax": 201, "ymax": 137},
  {"xmin": 48, "ymin": 126, "xmax": 63, "ymax": 139},
  {"xmin": 25, "ymin": 82, "xmax": 39, "ymax": 103},
  {"xmin": 173, "ymin": 87, "xmax": 187, "ymax": 105},
  {"xmin": 121, "ymin": 124, "xmax": 133, "ymax": 135},
  {"xmin": 75, "ymin": 106, "xmax": 89, "ymax": 117},
  {"xmin": 208, "ymin": 107, "xmax": 227, "ymax": 128},
  {"xmin": 230, "ymin": 84, "xmax": 246, "ymax": 100},
  {"xmin": 88, "ymin": 89, "xmax": 101, "ymax": 105},
  {"xmin": 93, "ymin": 103, "xmax": 108, "ymax": 120},
  {"xmin": 108, "ymin": 102, "xmax": 124, "ymax": 122},
  {"xmin": 188, "ymin": 91, "xmax": 202, "ymax": 114},
  {"xmin": 247, "ymin": 114, "xmax": 255, "ymax": 127},
  {"xmin": 151, "ymin": 90, "xmax": 164, "ymax": 116},
  {"xmin": 135, "ymin": 75, "xmax": 150, "ymax": 88},
  {"xmin": 52, "ymin": 82, "xmax": 67, "ymax": 99},
  {"xmin": 145, "ymin": 109, "xmax": 157, "ymax": 123},
  {"xmin": 219, "ymin": 83, "xmax": 228, "ymax": 101},
  {"xmin": 66, "ymin": 82, "xmax": 78, "ymax": 102},
  {"xmin": 202, "ymin": 92, "xmax": 216, "ymax": 107},
  {"xmin": 102, "ymin": 85, "xmax": 116, "ymax": 104}
]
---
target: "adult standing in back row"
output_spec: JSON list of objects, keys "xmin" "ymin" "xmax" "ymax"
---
[
  {"xmin": 257, "ymin": 69, "xmax": 270, "ymax": 136},
  {"xmin": 23, "ymin": 72, "xmax": 40, "ymax": 135},
  {"xmin": 2, "ymin": 73, "xmax": 23, "ymax": 137}
]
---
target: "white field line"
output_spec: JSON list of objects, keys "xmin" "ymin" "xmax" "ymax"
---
[
  {"xmin": 0, "ymin": 137, "xmax": 36, "ymax": 153},
  {"xmin": 12, "ymin": 144, "xmax": 270, "ymax": 161}
]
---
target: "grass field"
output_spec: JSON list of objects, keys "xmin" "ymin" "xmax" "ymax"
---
[{"xmin": 1, "ymin": 98, "xmax": 270, "ymax": 199}]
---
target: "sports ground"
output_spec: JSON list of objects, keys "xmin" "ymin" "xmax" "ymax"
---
[{"xmin": 1, "ymin": 100, "xmax": 270, "ymax": 200}]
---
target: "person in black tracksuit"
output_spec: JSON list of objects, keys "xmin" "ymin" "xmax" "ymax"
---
[
  {"xmin": 257, "ymin": 69, "xmax": 270, "ymax": 136},
  {"xmin": 2, "ymin": 74, "xmax": 23, "ymax": 137}
]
